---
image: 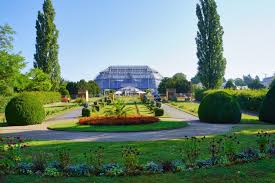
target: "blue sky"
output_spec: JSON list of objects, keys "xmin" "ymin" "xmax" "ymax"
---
[{"xmin": 1, "ymin": 0, "xmax": 275, "ymax": 81}]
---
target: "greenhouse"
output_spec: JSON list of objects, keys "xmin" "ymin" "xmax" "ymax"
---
[{"xmin": 95, "ymin": 65, "xmax": 163, "ymax": 93}]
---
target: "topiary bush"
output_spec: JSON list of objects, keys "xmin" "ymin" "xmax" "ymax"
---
[
  {"xmin": 5, "ymin": 94, "xmax": 45, "ymax": 126},
  {"xmin": 82, "ymin": 108, "xmax": 91, "ymax": 117},
  {"xmin": 259, "ymin": 86, "xmax": 275, "ymax": 123},
  {"xmin": 154, "ymin": 107, "xmax": 164, "ymax": 117},
  {"xmin": 198, "ymin": 91, "xmax": 241, "ymax": 123}
]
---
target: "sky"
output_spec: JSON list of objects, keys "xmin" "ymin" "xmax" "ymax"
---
[{"xmin": 1, "ymin": 0, "xmax": 275, "ymax": 81}]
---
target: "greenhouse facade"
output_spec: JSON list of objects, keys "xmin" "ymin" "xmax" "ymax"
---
[{"xmin": 95, "ymin": 65, "xmax": 163, "ymax": 92}]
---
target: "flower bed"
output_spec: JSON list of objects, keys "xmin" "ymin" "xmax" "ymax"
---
[
  {"xmin": 0, "ymin": 132, "xmax": 274, "ymax": 177},
  {"xmin": 79, "ymin": 116, "xmax": 160, "ymax": 125}
]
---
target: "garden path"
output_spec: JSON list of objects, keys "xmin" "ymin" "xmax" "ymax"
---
[{"xmin": 1, "ymin": 105, "xmax": 238, "ymax": 141}]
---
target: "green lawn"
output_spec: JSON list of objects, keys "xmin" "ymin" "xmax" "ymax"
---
[
  {"xmin": 44, "ymin": 102, "xmax": 79, "ymax": 118},
  {"xmin": 169, "ymin": 102, "xmax": 266, "ymax": 124},
  {"xmin": 48, "ymin": 119, "xmax": 188, "ymax": 132},
  {"xmin": 3, "ymin": 125, "xmax": 275, "ymax": 183}
]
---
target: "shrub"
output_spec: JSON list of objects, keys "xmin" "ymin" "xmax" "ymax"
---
[
  {"xmin": 194, "ymin": 88, "xmax": 207, "ymax": 101},
  {"xmin": 5, "ymin": 94, "xmax": 45, "ymax": 126},
  {"xmin": 75, "ymin": 98, "xmax": 85, "ymax": 104},
  {"xmin": 197, "ymin": 89, "xmax": 267, "ymax": 112},
  {"xmin": 156, "ymin": 102, "xmax": 162, "ymax": 108},
  {"xmin": 0, "ymin": 95, "xmax": 13, "ymax": 113},
  {"xmin": 32, "ymin": 152, "xmax": 49, "ymax": 172},
  {"xmin": 259, "ymin": 86, "xmax": 275, "ymax": 123},
  {"xmin": 82, "ymin": 108, "xmax": 91, "ymax": 117},
  {"xmin": 198, "ymin": 91, "xmax": 241, "ymax": 123},
  {"xmin": 79, "ymin": 116, "xmax": 160, "ymax": 125},
  {"xmin": 21, "ymin": 92, "xmax": 61, "ymax": 105},
  {"xmin": 154, "ymin": 107, "xmax": 164, "ymax": 117},
  {"xmin": 59, "ymin": 87, "xmax": 70, "ymax": 97}
]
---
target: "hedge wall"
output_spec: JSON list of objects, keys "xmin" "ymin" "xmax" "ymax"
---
[
  {"xmin": 195, "ymin": 89, "xmax": 267, "ymax": 112},
  {"xmin": 21, "ymin": 92, "xmax": 61, "ymax": 105}
]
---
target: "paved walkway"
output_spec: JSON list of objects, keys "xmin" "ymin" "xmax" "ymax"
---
[{"xmin": 0, "ymin": 105, "xmax": 237, "ymax": 142}]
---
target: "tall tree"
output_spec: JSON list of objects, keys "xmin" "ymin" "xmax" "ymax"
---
[
  {"xmin": 196, "ymin": 0, "xmax": 226, "ymax": 89},
  {"xmin": 34, "ymin": 0, "xmax": 60, "ymax": 91}
]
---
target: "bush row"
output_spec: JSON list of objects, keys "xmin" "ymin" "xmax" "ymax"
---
[
  {"xmin": 21, "ymin": 91, "xmax": 61, "ymax": 105},
  {"xmin": 79, "ymin": 116, "xmax": 160, "ymax": 125},
  {"xmin": 141, "ymin": 95, "xmax": 164, "ymax": 117},
  {"xmin": 195, "ymin": 89, "xmax": 267, "ymax": 112}
]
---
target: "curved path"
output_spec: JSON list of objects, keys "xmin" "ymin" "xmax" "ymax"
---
[{"xmin": 0, "ymin": 105, "xmax": 237, "ymax": 142}]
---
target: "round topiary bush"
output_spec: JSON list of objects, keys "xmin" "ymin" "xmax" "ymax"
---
[
  {"xmin": 5, "ymin": 94, "xmax": 45, "ymax": 126},
  {"xmin": 259, "ymin": 86, "xmax": 275, "ymax": 123},
  {"xmin": 198, "ymin": 91, "xmax": 241, "ymax": 123},
  {"xmin": 82, "ymin": 108, "xmax": 91, "ymax": 117}
]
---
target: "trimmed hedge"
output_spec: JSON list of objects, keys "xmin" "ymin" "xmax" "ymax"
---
[
  {"xmin": 195, "ymin": 89, "xmax": 267, "ymax": 112},
  {"xmin": 21, "ymin": 92, "xmax": 61, "ymax": 105},
  {"xmin": 259, "ymin": 86, "xmax": 275, "ymax": 123},
  {"xmin": 198, "ymin": 91, "xmax": 241, "ymax": 123},
  {"xmin": 0, "ymin": 95, "xmax": 14, "ymax": 113},
  {"xmin": 82, "ymin": 108, "xmax": 91, "ymax": 117},
  {"xmin": 154, "ymin": 107, "xmax": 164, "ymax": 117},
  {"xmin": 5, "ymin": 94, "xmax": 45, "ymax": 126}
]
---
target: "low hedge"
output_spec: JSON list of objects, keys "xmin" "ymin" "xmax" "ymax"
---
[
  {"xmin": 198, "ymin": 91, "xmax": 241, "ymax": 123},
  {"xmin": 195, "ymin": 89, "xmax": 267, "ymax": 112},
  {"xmin": 154, "ymin": 107, "xmax": 164, "ymax": 117},
  {"xmin": 21, "ymin": 92, "xmax": 61, "ymax": 105},
  {"xmin": 82, "ymin": 108, "xmax": 91, "ymax": 117},
  {"xmin": 79, "ymin": 116, "xmax": 160, "ymax": 125},
  {"xmin": 5, "ymin": 94, "xmax": 45, "ymax": 126}
]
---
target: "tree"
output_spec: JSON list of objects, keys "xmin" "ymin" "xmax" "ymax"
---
[
  {"xmin": 243, "ymin": 75, "xmax": 254, "ymax": 86},
  {"xmin": 234, "ymin": 78, "xmax": 246, "ymax": 86},
  {"xmin": 34, "ymin": 0, "xmax": 61, "ymax": 91},
  {"xmin": 66, "ymin": 81, "xmax": 78, "ymax": 96},
  {"xmin": 224, "ymin": 79, "xmax": 236, "ymax": 89},
  {"xmin": 27, "ymin": 68, "xmax": 52, "ymax": 91},
  {"xmin": 191, "ymin": 74, "xmax": 200, "ymax": 84},
  {"xmin": 270, "ymin": 78, "xmax": 275, "ymax": 89},
  {"xmin": 158, "ymin": 74, "xmax": 191, "ymax": 94},
  {"xmin": 248, "ymin": 77, "xmax": 265, "ymax": 89},
  {"xmin": 0, "ymin": 24, "xmax": 26, "ymax": 95},
  {"xmin": 196, "ymin": 0, "xmax": 226, "ymax": 89}
]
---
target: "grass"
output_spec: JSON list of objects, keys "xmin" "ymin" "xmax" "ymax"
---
[
  {"xmin": 168, "ymin": 102, "xmax": 267, "ymax": 124},
  {"xmin": 3, "ymin": 125, "xmax": 275, "ymax": 183},
  {"xmin": 48, "ymin": 119, "xmax": 188, "ymax": 132}
]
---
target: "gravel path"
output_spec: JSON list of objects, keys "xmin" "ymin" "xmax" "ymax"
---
[{"xmin": 0, "ymin": 105, "xmax": 237, "ymax": 142}]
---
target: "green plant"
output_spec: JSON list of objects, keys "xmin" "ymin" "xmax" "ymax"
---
[
  {"xmin": 208, "ymin": 138, "xmax": 224, "ymax": 164},
  {"xmin": 122, "ymin": 146, "xmax": 140, "ymax": 171},
  {"xmin": 84, "ymin": 146, "xmax": 104, "ymax": 171},
  {"xmin": 156, "ymin": 102, "xmax": 162, "ymax": 108},
  {"xmin": 43, "ymin": 167, "xmax": 60, "ymax": 177},
  {"xmin": 104, "ymin": 100, "xmax": 131, "ymax": 118},
  {"xmin": 180, "ymin": 137, "xmax": 202, "ymax": 167},
  {"xmin": 32, "ymin": 152, "xmax": 49, "ymax": 172},
  {"xmin": 75, "ymin": 98, "xmax": 85, "ymax": 104},
  {"xmin": 21, "ymin": 91, "xmax": 61, "ymax": 104},
  {"xmin": 82, "ymin": 108, "xmax": 91, "ymax": 117},
  {"xmin": 57, "ymin": 148, "xmax": 71, "ymax": 170},
  {"xmin": 259, "ymin": 86, "xmax": 275, "ymax": 123},
  {"xmin": 154, "ymin": 107, "xmax": 164, "ymax": 117},
  {"xmin": 198, "ymin": 91, "xmax": 241, "ymax": 123},
  {"xmin": 256, "ymin": 131, "xmax": 271, "ymax": 153},
  {"xmin": 223, "ymin": 134, "xmax": 240, "ymax": 162},
  {"xmin": 5, "ymin": 94, "xmax": 45, "ymax": 126}
]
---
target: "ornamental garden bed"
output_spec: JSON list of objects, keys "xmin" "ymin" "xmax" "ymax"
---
[{"xmin": 0, "ymin": 130, "xmax": 274, "ymax": 178}]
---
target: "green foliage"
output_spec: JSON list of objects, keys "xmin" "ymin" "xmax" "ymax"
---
[
  {"xmin": 27, "ymin": 68, "xmax": 52, "ymax": 91},
  {"xmin": 21, "ymin": 91, "xmax": 61, "ymax": 105},
  {"xmin": 259, "ymin": 86, "xmax": 275, "ymax": 123},
  {"xmin": 122, "ymin": 146, "xmax": 140, "ymax": 172},
  {"xmin": 225, "ymin": 79, "xmax": 236, "ymax": 89},
  {"xmin": 197, "ymin": 89, "xmax": 267, "ymax": 112},
  {"xmin": 196, "ymin": 0, "xmax": 226, "ymax": 89},
  {"xmin": 57, "ymin": 148, "xmax": 71, "ymax": 170},
  {"xmin": 5, "ymin": 93, "xmax": 45, "ymax": 126},
  {"xmin": 59, "ymin": 86, "xmax": 69, "ymax": 96},
  {"xmin": 34, "ymin": 0, "xmax": 61, "ymax": 90},
  {"xmin": 0, "ymin": 24, "xmax": 15, "ymax": 51},
  {"xmin": 154, "ymin": 107, "xmax": 164, "ymax": 117},
  {"xmin": 198, "ymin": 91, "xmax": 241, "ymax": 123},
  {"xmin": 256, "ymin": 131, "xmax": 271, "ymax": 153},
  {"xmin": 194, "ymin": 88, "xmax": 207, "ymax": 101},
  {"xmin": 234, "ymin": 78, "xmax": 246, "ymax": 87},
  {"xmin": 180, "ymin": 137, "xmax": 202, "ymax": 166},
  {"xmin": 269, "ymin": 78, "xmax": 275, "ymax": 88},
  {"xmin": 158, "ymin": 73, "xmax": 191, "ymax": 94},
  {"xmin": 82, "ymin": 108, "xmax": 91, "ymax": 117},
  {"xmin": 32, "ymin": 152, "xmax": 49, "ymax": 172},
  {"xmin": 104, "ymin": 100, "xmax": 131, "ymax": 118},
  {"xmin": 0, "ymin": 95, "xmax": 13, "ymax": 113}
]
